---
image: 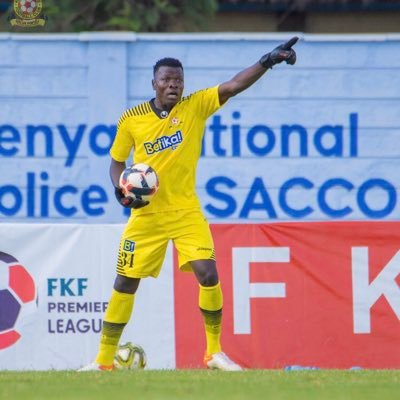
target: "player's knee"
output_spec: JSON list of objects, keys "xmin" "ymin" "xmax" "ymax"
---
[
  {"xmin": 114, "ymin": 274, "xmax": 140, "ymax": 294},
  {"xmin": 191, "ymin": 260, "xmax": 219, "ymax": 287},
  {"xmin": 199, "ymin": 271, "xmax": 219, "ymax": 287}
]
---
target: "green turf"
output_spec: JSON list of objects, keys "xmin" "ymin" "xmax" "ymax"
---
[{"xmin": 0, "ymin": 370, "xmax": 399, "ymax": 400}]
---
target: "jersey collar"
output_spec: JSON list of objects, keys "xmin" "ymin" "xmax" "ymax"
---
[{"xmin": 150, "ymin": 99, "xmax": 171, "ymax": 119}]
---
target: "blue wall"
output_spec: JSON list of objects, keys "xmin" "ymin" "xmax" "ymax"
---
[{"xmin": 0, "ymin": 33, "xmax": 399, "ymax": 222}]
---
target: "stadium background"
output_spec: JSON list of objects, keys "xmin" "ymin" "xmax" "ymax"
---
[{"xmin": 0, "ymin": 1, "xmax": 399, "ymax": 370}]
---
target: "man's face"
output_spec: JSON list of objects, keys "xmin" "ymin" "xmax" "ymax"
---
[{"xmin": 152, "ymin": 66, "xmax": 184, "ymax": 109}]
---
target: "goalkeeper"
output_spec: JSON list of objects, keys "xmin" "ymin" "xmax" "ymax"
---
[{"xmin": 80, "ymin": 37, "xmax": 298, "ymax": 371}]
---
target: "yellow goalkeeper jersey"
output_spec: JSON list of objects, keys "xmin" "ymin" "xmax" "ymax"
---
[{"xmin": 110, "ymin": 85, "xmax": 222, "ymax": 214}]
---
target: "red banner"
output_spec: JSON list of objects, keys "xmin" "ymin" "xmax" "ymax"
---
[{"xmin": 174, "ymin": 222, "xmax": 400, "ymax": 369}]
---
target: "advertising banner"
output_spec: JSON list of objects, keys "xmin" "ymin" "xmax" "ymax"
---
[
  {"xmin": 1, "ymin": 222, "xmax": 399, "ymax": 370},
  {"xmin": 175, "ymin": 222, "xmax": 400, "ymax": 369},
  {"xmin": 1, "ymin": 34, "xmax": 399, "ymax": 223},
  {"xmin": 0, "ymin": 224, "xmax": 175, "ymax": 370}
]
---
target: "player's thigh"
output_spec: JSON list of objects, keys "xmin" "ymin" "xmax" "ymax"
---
[
  {"xmin": 117, "ymin": 214, "xmax": 169, "ymax": 278},
  {"xmin": 172, "ymin": 209, "xmax": 215, "ymax": 271}
]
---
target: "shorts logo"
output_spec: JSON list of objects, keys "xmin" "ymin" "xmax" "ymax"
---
[
  {"xmin": 144, "ymin": 131, "xmax": 183, "ymax": 155},
  {"xmin": 123, "ymin": 240, "xmax": 135, "ymax": 253},
  {"xmin": 196, "ymin": 247, "xmax": 216, "ymax": 261}
]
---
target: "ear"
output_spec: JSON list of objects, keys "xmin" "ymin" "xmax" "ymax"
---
[{"xmin": 152, "ymin": 79, "xmax": 156, "ymax": 90}]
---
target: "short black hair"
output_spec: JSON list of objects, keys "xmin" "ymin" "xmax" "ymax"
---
[{"xmin": 153, "ymin": 57, "xmax": 183, "ymax": 76}]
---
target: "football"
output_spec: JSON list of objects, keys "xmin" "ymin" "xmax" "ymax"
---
[
  {"xmin": 119, "ymin": 163, "xmax": 159, "ymax": 202},
  {"xmin": 114, "ymin": 342, "xmax": 147, "ymax": 370}
]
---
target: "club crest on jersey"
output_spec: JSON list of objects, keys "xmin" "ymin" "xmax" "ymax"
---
[{"xmin": 144, "ymin": 131, "xmax": 183, "ymax": 155}]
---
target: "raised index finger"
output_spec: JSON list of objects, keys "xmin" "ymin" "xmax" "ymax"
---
[{"xmin": 281, "ymin": 36, "xmax": 299, "ymax": 50}]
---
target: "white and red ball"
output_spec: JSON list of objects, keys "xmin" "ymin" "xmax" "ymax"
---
[{"xmin": 119, "ymin": 163, "xmax": 159, "ymax": 202}]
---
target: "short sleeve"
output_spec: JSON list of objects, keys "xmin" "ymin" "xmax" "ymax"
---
[
  {"xmin": 110, "ymin": 117, "xmax": 135, "ymax": 162},
  {"xmin": 190, "ymin": 85, "xmax": 222, "ymax": 119}
]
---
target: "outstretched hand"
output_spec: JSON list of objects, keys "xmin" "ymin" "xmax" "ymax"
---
[
  {"xmin": 280, "ymin": 37, "xmax": 299, "ymax": 51},
  {"xmin": 259, "ymin": 36, "xmax": 299, "ymax": 69}
]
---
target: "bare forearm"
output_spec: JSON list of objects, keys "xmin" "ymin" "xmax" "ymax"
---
[
  {"xmin": 110, "ymin": 159, "xmax": 126, "ymax": 188},
  {"xmin": 218, "ymin": 62, "xmax": 267, "ymax": 104},
  {"xmin": 230, "ymin": 62, "xmax": 267, "ymax": 95}
]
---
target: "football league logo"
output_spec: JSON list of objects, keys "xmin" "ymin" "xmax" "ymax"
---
[
  {"xmin": 0, "ymin": 252, "xmax": 36, "ymax": 350},
  {"xmin": 9, "ymin": 0, "xmax": 47, "ymax": 27}
]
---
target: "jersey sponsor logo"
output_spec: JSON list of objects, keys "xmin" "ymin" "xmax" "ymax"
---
[{"xmin": 144, "ymin": 131, "xmax": 183, "ymax": 155}]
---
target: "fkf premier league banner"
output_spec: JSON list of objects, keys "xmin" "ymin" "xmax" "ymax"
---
[
  {"xmin": 0, "ymin": 222, "xmax": 399, "ymax": 370},
  {"xmin": 0, "ymin": 224, "xmax": 176, "ymax": 370}
]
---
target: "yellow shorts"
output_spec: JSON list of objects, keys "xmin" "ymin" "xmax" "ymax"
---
[{"xmin": 116, "ymin": 208, "xmax": 215, "ymax": 278}]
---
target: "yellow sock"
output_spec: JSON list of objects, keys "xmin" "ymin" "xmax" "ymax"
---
[
  {"xmin": 199, "ymin": 281, "xmax": 223, "ymax": 355},
  {"xmin": 95, "ymin": 289, "xmax": 135, "ymax": 366}
]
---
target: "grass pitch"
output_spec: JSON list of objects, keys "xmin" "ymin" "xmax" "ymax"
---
[{"xmin": 1, "ymin": 369, "xmax": 399, "ymax": 400}]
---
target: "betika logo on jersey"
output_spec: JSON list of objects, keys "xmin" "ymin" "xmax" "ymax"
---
[{"xmin": 144, "ymin": 131, "xmax": 183, "ymax": 155}]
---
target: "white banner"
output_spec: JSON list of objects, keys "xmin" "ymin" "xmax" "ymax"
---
[{"xmin": 0, "ymin": 224, "xmax": 175, "ymax": 370}]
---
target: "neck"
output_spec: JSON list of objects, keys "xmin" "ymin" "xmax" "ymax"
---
[{"xmin": 154, "ymin": 98, "xmax": 173, "ymax": 112}]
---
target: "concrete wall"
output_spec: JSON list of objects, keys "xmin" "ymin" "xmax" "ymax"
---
[{"xmin": 0, "ymin": 33, "xmax": 399, "ymax": 223}]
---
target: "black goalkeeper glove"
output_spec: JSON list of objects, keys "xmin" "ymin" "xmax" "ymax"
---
[
  {"xmin": 259, "ymin": 36, "xmax": 299, "ymax": 69},
  {"xmin": 114, "ymin": 187, "xmax": 149, "ymax": 209}
]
